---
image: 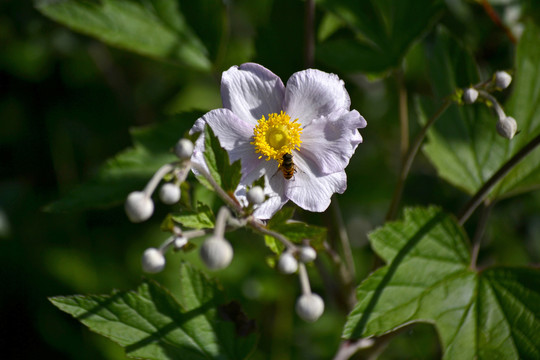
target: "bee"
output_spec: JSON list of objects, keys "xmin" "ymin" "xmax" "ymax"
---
[{"xmin": 279, "ymin": 153, "xmax": 296, "ymax": 180}]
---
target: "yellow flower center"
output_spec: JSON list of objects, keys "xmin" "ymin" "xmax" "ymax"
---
[{"xmin": 251, "ymin": 111, "xmax": 302, "ymax": 163}]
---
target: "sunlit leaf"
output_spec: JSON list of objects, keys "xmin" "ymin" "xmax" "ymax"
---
[
  {"xmin": 50, "ymin": 263, "xmax": 257, "ymax": 360},
  {"xmin": 344, "ymin": 207, "xmax": 540, "ymax": 359},
  {"xmin": 36, "ymin": 0, "xmax": 212, "ymax": 70},
  {"xmin": 172, "ymin": 203, "xmax": 215, "ymax": 229}
]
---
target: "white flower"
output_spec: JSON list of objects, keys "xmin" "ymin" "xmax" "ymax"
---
[{"xmin": 190, "ymin": 63, "xmax": 366, "ymax": 218}]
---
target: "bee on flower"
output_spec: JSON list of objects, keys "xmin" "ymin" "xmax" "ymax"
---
[{"xmin": 190, "ymin": 63, "xmax": 366, "ymax": 219}]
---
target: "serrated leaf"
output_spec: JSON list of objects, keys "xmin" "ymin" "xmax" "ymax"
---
[
  {"xmin": 343, "ymin": 207, "xmax": 540, "ymax": 360},
  {"xmin": 172, "ymin": 203, "xmax": 215, "ymax": 229},
  {"xmin": 203, "ymin": 125, "xmax": 242, "ymax": 193},
  {"xmin": 46, "ymin": 112, "xmax": 203, "ymax": 212},
  {"xmin": 36, "ymin": 0, "xmax": 212, "ymax": 71},
  {"xmin": 316, "ymin": 0, "xmax": 444, "ymax": 73},
  {"xmin": 50, "ymin": 263, "xmax": 257, "ymax": 360},
  {"xmin": 420, "ymin": 22, "xmax": 540, "ymax": 199}
]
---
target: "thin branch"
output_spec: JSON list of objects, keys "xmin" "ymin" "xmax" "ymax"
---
[
  {"xmin": 395, "ymin": 69, "xmax": 409, "ymax": 159},
  {"xmin": 458, "ymin": 132, "xmax": 540, "ymax": 225},
  {"xmin": 386, "ymin": 98, "xmax": 452, "ymax": 221},
  {"xmin": 247, "ymin": 218, "xmax": 296, "ymax": 250},
  {"xmin": 479, "ymin": 0, "xmax": 517, "ymax": 44},
  {"xmin": 190, "ymin": 162, "xmax": 243, "ymax": 214},
  {"xmin": 331, "ymin": 198, "xmax": 356, "ymax": 280},
  {"xmin": 470, "ymin": 201, "xmax": 493, "ymax": 270}
]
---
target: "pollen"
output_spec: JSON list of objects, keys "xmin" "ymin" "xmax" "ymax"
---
[{"xmin": 251, "ymin": 111, "xmax": 302, "ymax": 163}]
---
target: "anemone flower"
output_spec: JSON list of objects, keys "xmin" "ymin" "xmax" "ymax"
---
[{"xmin": 191, "ymin": 63, "xmax": 366, "ymax": 219}]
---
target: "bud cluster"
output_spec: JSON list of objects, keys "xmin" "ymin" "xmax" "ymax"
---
[
  {"xmin": 126, "ymin": 136, "xmax": 325, "ymax": 322},
  {"xmin": 460, "ymin": 70, "xmax": 517, "ymax": 139}
]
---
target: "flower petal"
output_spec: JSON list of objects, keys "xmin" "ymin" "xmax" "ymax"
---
[
  {"xmin": 221, "ymin": 63, "xmax": 285, "ymax": 124},
  {"xmin": 299, "ymin": 109, "xmax": 366, "ymax": 175},
  {"xmin": 254, "ymin": 170, "xmax": 289, "ymax": 219},
  {"xmin": 285, "ymin": 155, "xmax": 347, "ymax": 212},
  {"xmin": 198, "ymin": 108, "xmax": 253, "ymax": 159},
  {"xmin": 283, "ymin": 69, "xmax": 351, "ymax": 127}
]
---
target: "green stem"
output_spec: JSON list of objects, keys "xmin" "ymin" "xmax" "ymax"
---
[
  {"xmin": 331, "ymin": 198, "xmax": 356, "ymax": 280},
  {"xmin": 458, "ymin": 132, "xmax": 540, "ymax": 225},
  {"xmin": 469, "ymin": 201, "xmax": 493, "ymax": 270},
  {"xmin": 396, "ymin": 69, "xmax": 409, "ymax": 159},
  {"xmin": 386, "ymin": 98, "xmax": 452, "ymax": 221},
  {"xmin": 247, "ymin": 218, "xmax": 296, "ymax": 250}
]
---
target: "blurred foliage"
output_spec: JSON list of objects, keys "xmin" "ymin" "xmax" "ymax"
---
[{"xmin": 1, "ymin": 0, "xmax": 539, "ymax": 359}]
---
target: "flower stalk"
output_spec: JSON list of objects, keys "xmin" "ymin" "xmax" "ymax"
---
[{"xmin": 458, "ymin": 132, "xmax": 540, "ymax": 225}]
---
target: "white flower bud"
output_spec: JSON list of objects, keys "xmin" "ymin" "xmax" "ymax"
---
[
  {"xmin": 159, "ymin": 183, "xmax": 181, "ymax": 204},
  {"xmin": 494, "ymin": 71, "xmax": 512, "ymax": 89},
  {"xmin": 299, "ymin": 246, "xmax": 317, "ymax": 263},
  {"xmin": 125, "ymin": 191, "xmax": 154, "ymax": 223},
  {"xmin": 295, "ymin": 293, "xmax": 325, "ymax": 322},
  {"xmin": 496, "ymin": 116, "xmax": 517, "ymax": 139},
  {"xmin": 277, "ymin": 251, "xmax": 298, "ymax": 274},
  {"xmin": 246, "ymin": 186, "xmax": 265, "ymax": 205},
  {"xmin": 141, "ymin": 248, "xmax": 165, "ymax": 273},
  {"xmin": 174, "ymin": 139, "xmax": 194, "ymax": 160},
  {"xmin": 173, "ymin": 236, "xmax": 188, "ymax": 250},
  {"xmin": 463, "ymin": 88, "xmax": 478, "ymax": 104},
  {"xmin": 200, "ymin": 236, "xmax": 233, "ymax": 270}
]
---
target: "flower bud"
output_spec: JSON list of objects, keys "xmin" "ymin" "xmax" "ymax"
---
[
  {"xmin": 141, "ymin": 248, "xmax": 165, "ymax": 273},
  {"xmin": 299, "ymin": 246, "xmax": 317, "ymax": 263},
  {"xmin": 174, "ymin": 139, "xmax": 194, "ymax": 160},
  {"xmin": 295, "ymin": 293, "xmax": 325, "ymax": 322},
  {"xmin": 200, "ymin": 236, "xmax": 233, "ymax": 270},
  {"xmin": 277, "ymin": 251, "xmax": 298, "ymax": 274},
  {"xmin": 173, "ymin": 236, "xmax": 188, "ymax": 250},
  {"xmin": 125, "ymin": 191, "xmax": 154, "ymax": 223},
  {"xmin": 463, "ymin": 88, "xmax": 478, "ymax": 104},
  {"xmin": 246, "ymin": 186, "xmax": 265, "ymax": 205},
  {"xmin": 496, "ymin": 116, "xmax": 517, "ymax": 139},
  {"xmin": 159, "ymin": 183, "xmax": 181, "ymax": 204},
  {"xmin": 494, "ymin": 71, "xmax": 512, "ymax": 89}
]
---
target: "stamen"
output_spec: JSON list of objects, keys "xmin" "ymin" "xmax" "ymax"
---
[{"xmin": 251, "ymin": 111, "xmax": 302, "ymax": 163}]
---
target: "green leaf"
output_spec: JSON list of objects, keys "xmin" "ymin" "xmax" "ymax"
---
[
  {"xmin": 36, "ymin": 0, "xmax": 212, "ymax": 71},
  {"xmin": 202, "ymin": 125, "xmax": 242, "ymax": 194},
  {"xmin": 316, "ymin": 0, "xmax": 444, "ymax": 73},
  {"xmin": 50, "ymin": 263, "xmax": 257, "ymax": 360},
  {"xmin": 420, "ymin": 22, "xmax": 540, "ymax": 199},
  {"xmin": 46, "ymin": 112, "xmax": 203, "ymax": 212},
  {"xmin": 172, "ymin": 203, "xmax": 215, "ymax": 229},
  {"xmin": 343, "ymin": 207, "xmax": 540, "ymax": 359}
]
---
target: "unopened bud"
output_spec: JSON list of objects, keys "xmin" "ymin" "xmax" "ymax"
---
[
  {"xmin": 277, "ymin": 251, "xmax": 298, "ymax": 274},
  {"xmin": 174, "ymin": 139, "xmax": 194, "ymax": 160},
  {"xmin": 200, "ymin": 236, "xmax": 233, "ymax": 270},
  {"xmin": 173, "ymin": 236, "xmax": 188, "ymax": 250},
  {"xmin": 246, "ymin": 186, "xmax": 265, "ymax": 205},
  {"xmin": 125, "ymin": 191, "xmax": 154, "ymax": 223},
  {"xmin": 141, "ymin": 248, "xmax": 165, "ymax": 273},
  {"xmin": 159, "ymin": 183, "xmax": 181, "ymax": 204},
  {"xmin": 463, "ymin": 88, "xmax": 478, "ymax": 104},
  {"xmin": 295, "ymin": 293, "xmax": 325, "ymax": 322},
  {"xmin": 496, "ymin": 117, "xmax": 517, "ymax": 139},
  {"xmin": 299, "ymin": 246, "xmax": 317, "ymax": 263},
  {"xmin": 494, "ymin": 71, "xmax": 512, "ymax": 90}
]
